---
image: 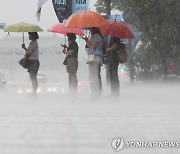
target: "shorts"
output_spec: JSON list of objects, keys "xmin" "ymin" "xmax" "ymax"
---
[
  {"xmin": 66, "ymin": 58, "xmax": 78, "ymax": 73},
  {"xmin": 27, "ymin": 59, "xmax": 40, "ymax": 74}
]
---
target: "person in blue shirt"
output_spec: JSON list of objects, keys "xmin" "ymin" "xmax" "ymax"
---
[{"xmin": 83, "ymin": 27, "xmax": 103, "ymax": 98}]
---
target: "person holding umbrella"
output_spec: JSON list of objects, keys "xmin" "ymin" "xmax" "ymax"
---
[
  {"xmin": 83, "ymin": 27, "xmax": 103, "ymax": 99},
  {"xmin": 22, "ymin": 32, "xmax": 40, "ymax": 95},
  {"xmin": 4, "ymin": 22, "xmax": 43, "ymax": 95},
  {"xmin": 61, "ymin": 33, "xmax": 78, "ymax": 93},
  {"xmin": 48, "ymin": 23, "xmax": 84, "ymax": 94},
  {"xmin": 100, "ymin": 20, "xmax": 134, "ymax": 97},
  {"xmin": 65, "ymin": 10, "xmax": 108, "ymax": 98},
  {"xmin": 106, "ymin": 36, "xmax": 121, "ymax": 97}
]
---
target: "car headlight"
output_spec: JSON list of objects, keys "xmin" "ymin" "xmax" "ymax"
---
[
  {"xmin": 48, "ymin": 88, "xmax": 52, "ymax": 92},
  {"xmin": 17, "ymin": 89, "xmax": 23, "ymax": 94},
  {"xmin": 52, "ymin": 88, "xmax": 57, "ymax": 92},
  {"xmin": 37, "ymin": 88, "xmax": 41, "ymax": 93}
]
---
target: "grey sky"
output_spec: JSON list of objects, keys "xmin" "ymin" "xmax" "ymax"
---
[{"xmin": 0, "ymin": 0, "xmax": 97, "ymax": 38}]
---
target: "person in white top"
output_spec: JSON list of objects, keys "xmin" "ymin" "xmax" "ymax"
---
[
  {"xmin": 83, "ymin": 27, "xmax": 103, "ymax": 99},
  {"xmin": 22, "ymin": 32, "xmax": 40, "ymax": 95}
]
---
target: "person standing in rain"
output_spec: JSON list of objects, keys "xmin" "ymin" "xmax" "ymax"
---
[
  {"xmin": 22, "ymin": 32, "xmax": 40, "ymax": 95},
  {"xmin": 62, "ymin": 33, "xmax": 78, "ymax": 93},
  {"xmin": 83, "ymin": 27, "xmax": 103, "ymax": 99},
  {"xmin": 106, "ymin": 36, "xmax": 120, "ymax": 97}
]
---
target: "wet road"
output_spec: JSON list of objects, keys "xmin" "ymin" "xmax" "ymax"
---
[{"xmin": 0, "ymin": 84, "xmax": 179, "ymax": 154}]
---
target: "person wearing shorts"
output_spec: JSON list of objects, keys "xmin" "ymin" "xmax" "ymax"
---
[
  {"xmin": 22, "ymin": 32, "xmax": 40, "ymax": 95},
  {"xmin": 62, "ymin": 33, "xmax": 78, "ymax": 93}
]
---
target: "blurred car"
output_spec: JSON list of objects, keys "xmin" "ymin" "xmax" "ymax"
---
[
  {"xmin": 37, "ymin": 72, "xmax": 48, "ymax": 84},
  {"xmin": 16, "ymin": 72, "xmax": 65, "ymax": 94}
]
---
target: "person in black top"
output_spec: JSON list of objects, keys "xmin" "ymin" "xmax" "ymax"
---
[
  {"xmin": 106, "ymin": 36, "xmax": 120, "ymax": 97},
  {"xmin": 62, "ymin": 33, "xmax": 78, "ymax": 93}
]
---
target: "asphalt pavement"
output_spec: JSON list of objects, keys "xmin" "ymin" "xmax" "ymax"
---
[{"xmin": 0, "ymin": 83, "xmax": 179, "ymax": 154}]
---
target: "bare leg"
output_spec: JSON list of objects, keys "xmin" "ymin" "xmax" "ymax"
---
[
  {"xmin": 70, "ymin": 73, "xmax": 78, "ymax": 92},
  {"xmin": 69, "ymin": 73, "xmax": 72, "ymax": 91},
  {"xmin": 29, "ymin": 73, "xmax": 38, "ymax": 94}
]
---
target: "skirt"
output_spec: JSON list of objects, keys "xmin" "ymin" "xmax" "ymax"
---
[
  {"xmin": 27, "ymin": 59, "xmax": 40, "ymax": 74},
  {"xmin": 66, "ymin": 58, "xmax": 78, "ymax": 73}
]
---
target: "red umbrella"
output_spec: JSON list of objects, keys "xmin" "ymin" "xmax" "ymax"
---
[
  {"xmin": 48, "ymin": 22, "xmax": 85, "ymax": 36},
  {"xmin": 64, "ymin": 10, "xmax": 108, "ymax": 28},
  {"xmin": 100, "ymin": 20, "xmax": 134, "ymax": 39}
]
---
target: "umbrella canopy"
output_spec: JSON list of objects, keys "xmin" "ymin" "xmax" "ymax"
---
[
  {"xmin": 4, "ymin": 22, "xmax": 43, "ymax": 32},
  {"xmin": 4, "ymin": 22, "xmax": 43, "ymax": 43},
  {"xmin": 64, "ymin": 10, "xmax": 108, "ymax": 28},
  {"xmin": 48, "ymin": 23, "xmax": 85, "ymax": 36},
  {"xmin": 100, "ymin": 20, "xmax": 134, "ymax": 39}
]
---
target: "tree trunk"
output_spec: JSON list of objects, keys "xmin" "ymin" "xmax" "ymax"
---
[{"xmin": 105, "ymin": 0, "xmax": 111, "ymax": 18}]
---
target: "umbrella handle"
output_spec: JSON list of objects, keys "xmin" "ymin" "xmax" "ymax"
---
[
  {"xmin": 22, "ymin": 32, "xmax": 24, "ymax": 44},
  {"xmin": 65, "ymin": 35, "xmax": 67, "ymax": 43}
]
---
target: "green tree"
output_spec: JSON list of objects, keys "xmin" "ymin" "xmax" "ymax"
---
[{"xmin": 96, "ymin": 0, "xmax": 180, "ymax": 80}]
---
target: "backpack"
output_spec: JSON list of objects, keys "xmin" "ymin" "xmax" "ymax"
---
[{"xmin": 118, "ymin": 43, "xmax": 127, "ymax": 63}]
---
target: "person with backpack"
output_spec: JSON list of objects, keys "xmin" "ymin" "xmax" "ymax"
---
[{"xmin": 106, "ymin": 36, "xmax": 120, "ymax": 97}]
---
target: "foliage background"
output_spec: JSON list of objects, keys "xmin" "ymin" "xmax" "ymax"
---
[{"xmin": 95, "ymin": 0, "xmax": 180, "ymax": 81}]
